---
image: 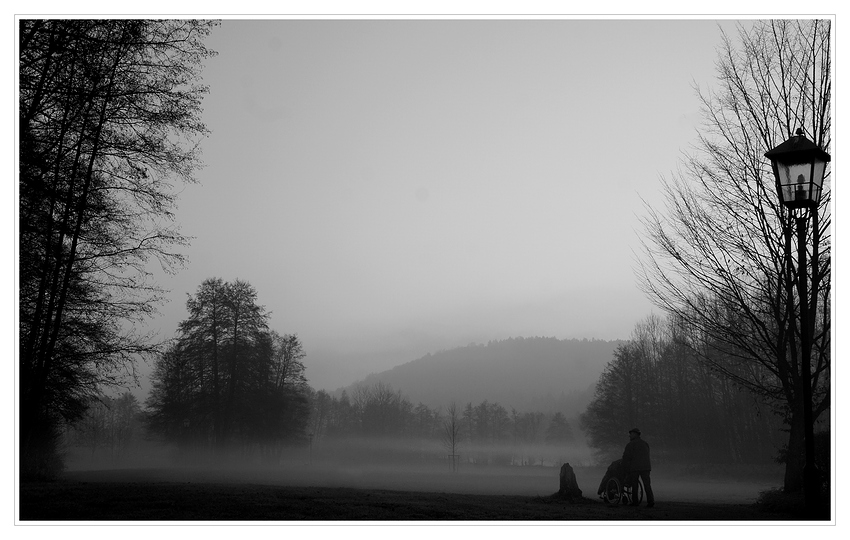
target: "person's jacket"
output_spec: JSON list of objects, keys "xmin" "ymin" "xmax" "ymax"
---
[{"xmin": 622, "ymin": 437, "xmax": 651, "ymax": 472}]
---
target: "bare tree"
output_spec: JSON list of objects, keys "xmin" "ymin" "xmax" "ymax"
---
[
  {"xmin": 309, "ymin": 389, "xmax": 332, "ymax": 444},
  {"xmin": 271, "ymin": 333, "xmax": 307, "ymax": 390},
  {"xmin": 19, "ymin": 20, "xmax": 216, "ymax": 477},
  {"xmin": 442, "ymin": 402, "xmax": 462, "ymax": 472},
  {"xmin": 636, "ymin": 20, "xmax": 830, "ymax": 492},
  {"xmin": 146, "ymin": 278, "xmax": 311, "ymax": 458}
]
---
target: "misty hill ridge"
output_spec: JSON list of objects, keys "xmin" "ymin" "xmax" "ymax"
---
[{"xmin": 345, "ymin": 337, "xmax": 622, "ymax": 414}]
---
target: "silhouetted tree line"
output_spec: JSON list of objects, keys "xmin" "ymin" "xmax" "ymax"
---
[
  {"xmin": 308, "ymin": 382, "xmax": 577, "ymax": 465},
  {"xmin": 145, "ymin": 278, "xmax": 310, "ymax": 461},
  {"xmin": 19, "ymin": 19, "xmax": 216, "ymax": 478},
  {"xmin": 581, "ymin": 315, "xmax": 787, "ymax": 466},
  {"xmin": 66, "ymin": 392, "xmax": 143, "ymax": 462}
]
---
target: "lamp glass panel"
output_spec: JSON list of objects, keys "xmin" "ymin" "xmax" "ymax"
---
[
  {"xmin": 811, "ymin": 159, "xmax": 826, "ymax": 188},
  {"xmin": 777, "ymin": 162, "xmax": 815, "ymax": 205},
  {"xmin": 812, "ymin": 159, "xmax": 827, "ymax": 204}
]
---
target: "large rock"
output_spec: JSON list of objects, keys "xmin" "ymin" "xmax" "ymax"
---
[{"xmin": 558, "ymin": 462, "xmax": 583, "ymax": 500}]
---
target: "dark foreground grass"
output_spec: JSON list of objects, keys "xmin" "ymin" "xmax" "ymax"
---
[{"xmin": 19, "ymin": 481, "xmax": 809, "ymax": 522}]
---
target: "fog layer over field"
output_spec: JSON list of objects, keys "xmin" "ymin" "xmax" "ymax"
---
[{"xmin": 63, "ymin": 437, "xmax": 784, "ymax": 505}]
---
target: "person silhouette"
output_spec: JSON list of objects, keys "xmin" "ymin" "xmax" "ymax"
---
[{"xmin": 622, "ymin": 428, "xmax": 654, "ymax": 507}]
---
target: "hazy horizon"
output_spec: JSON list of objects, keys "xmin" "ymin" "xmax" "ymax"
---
[{"xmin": 61, "ymin": 435, "xmax": 784, "ymax": 505}]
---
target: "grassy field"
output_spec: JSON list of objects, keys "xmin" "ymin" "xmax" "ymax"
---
[
  {"xmin": 19, "ymin": 480, "xmax": 808, "ymax": 521},
  {"xmin": 18, "ymin": 463, "xmax": 816, "ymax": 522}
]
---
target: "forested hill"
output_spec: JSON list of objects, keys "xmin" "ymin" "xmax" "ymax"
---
[{"xmin": 340, "ymin": 337, "xmax": 622, "ymax": 414}]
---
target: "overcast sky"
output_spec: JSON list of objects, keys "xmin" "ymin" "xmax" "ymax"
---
[{"xmin": 136, "ymin": 18, "xmax": 749, "ymax": 393}]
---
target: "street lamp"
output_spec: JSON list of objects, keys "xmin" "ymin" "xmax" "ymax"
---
[
  {"xmin": 766, "ymin": 128, "xmax": 831, "ymax": 210},
  {"xmin": 765, "ymin": 128, "xmax": 830, "ymax": 514}
]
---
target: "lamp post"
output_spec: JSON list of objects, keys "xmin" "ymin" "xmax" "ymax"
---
[{"xmin": 765, "ymin": 128, "xmax": 830, "ymax": 514}]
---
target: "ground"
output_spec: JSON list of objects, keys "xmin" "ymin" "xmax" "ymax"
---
[
  {"xmin": 19, "ymin": 480, "xmax": 803, "ymax": 521},
  {"xmin": 17, "ymin": 464, "xmax": 818, "ymax": 522}
]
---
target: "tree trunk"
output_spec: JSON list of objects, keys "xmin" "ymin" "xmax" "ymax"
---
[{"xmin": 783, "ymin": 402, "xmax": 805, "ymax": 493}]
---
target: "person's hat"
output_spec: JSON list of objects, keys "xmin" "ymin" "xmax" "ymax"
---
[{"xmin": 629, "ymin": 428, "xmax": 641, "ymax": 435}]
